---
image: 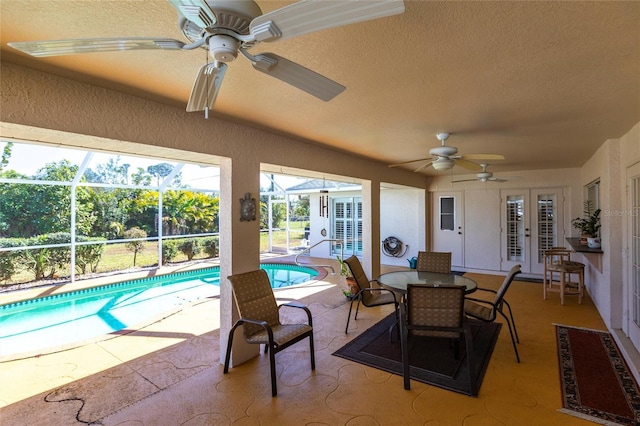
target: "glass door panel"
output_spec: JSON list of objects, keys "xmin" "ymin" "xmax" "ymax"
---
[
  {"xmin": 331, "ymin": 197, "xmax": 362, "ymax": 257},
  {"xmin": 536, "ymin": 194, "xmax": 557, "ymax": 264},
  {"xmin": 506, "ymin": 195, "xmax": 525, "ymax": 262}
]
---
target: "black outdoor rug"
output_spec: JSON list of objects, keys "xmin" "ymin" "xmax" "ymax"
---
[
  {"xmin": 333, "ymin": 313, "xmax": 501, "ymax": 396},
  {"xmin": 556, "ymin": 324, "xmax": 640, "ymax": 425}
]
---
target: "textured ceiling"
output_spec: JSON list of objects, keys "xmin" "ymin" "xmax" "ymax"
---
[{"xmin": 1, "ymin": 0, "xmax": 639, "ymax": 176}]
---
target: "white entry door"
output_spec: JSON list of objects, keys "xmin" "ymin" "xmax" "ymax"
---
[
  {"xmin": 432, "ymin": 192, "xmax": 464, "ymax": 267},
  {"xmin": 625, "ymin": 162, "xmax": 640, "ymax": 350},
  {"xmin": 500, "ymin": 188, "xmax": 564, "ymax": 273}
]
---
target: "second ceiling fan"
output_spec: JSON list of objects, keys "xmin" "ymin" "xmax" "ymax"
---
[
  {"xmin": 389, "ymin": 132, "xmax": 505, "ymax": 172},
  {"xmin": 451, "ymin": 163, "xmax": 520, "ymax": 183}
]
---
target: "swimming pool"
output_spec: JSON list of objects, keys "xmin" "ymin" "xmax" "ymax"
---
[{"xmin": 0, "ymin": 263, "xmax": 319, "ymax": 360}]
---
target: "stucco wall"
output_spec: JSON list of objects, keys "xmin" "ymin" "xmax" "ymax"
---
[
  {"xmin": 380, "ymin": 187, "xmax": 426, "ymax": 267},
  {"xmin": 576, "ymin": 121, "xmax": 639, "ymax": 330}
]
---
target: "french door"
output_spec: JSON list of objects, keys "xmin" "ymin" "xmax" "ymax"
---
[
  {"xmin": 501, "ymin": 189, "xmax": 564, "ymax": 273},
  {"xmin": 331, "ymin": 197, "xmax": 362, "ymax": 257},
  {"xmin": 626, "ymin": 162, "xmax": 640, "ymax": 349}
]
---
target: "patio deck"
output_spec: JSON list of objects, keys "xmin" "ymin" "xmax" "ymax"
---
[{"xmin": 0, "ymin": 257, "xmax": 605, "ymax": 425}]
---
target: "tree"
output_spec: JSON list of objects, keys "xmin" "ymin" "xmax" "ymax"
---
[
  {"xmin": 123, "ymin": 227, "xmax": 147, "ymax": 267},
  {"xmin": 85, "ymin": 156, "xmax": 129, "ymax": 184},
  {"xmin": 260, "ymin": 195, "xmax": 286, "ymax": 229},
  {"xmin": 292, "ymin": 195, "xmax": 310, "ymax": 220},
  {"xmin": 160, "ymin": 190, "xmax": 218, "ymax": 235},
  {"xmin": 0, "ymin": 160, "xmax": 94, "ymax": 238},
  {"xmin": 0, "ymin": 142, "xmax": 13, "ymax": 171},
  {"xmin": 148, "ymin": 163, "xmax": 175, "ymax": 186}
]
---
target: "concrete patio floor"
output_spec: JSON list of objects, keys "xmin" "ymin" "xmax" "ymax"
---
[{"xmin": 0, "ymin": 258, "xmax": 607, "ymax": 425}]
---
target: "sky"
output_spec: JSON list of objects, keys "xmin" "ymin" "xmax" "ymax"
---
[{"xmin": 1, "ymin": 140, "xmax": 306, "ymax": 191}]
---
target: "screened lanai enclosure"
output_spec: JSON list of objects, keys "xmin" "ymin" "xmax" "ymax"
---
[{"xmin": 0, "ymin": 140, "xmax": 360, "ymax": 286}]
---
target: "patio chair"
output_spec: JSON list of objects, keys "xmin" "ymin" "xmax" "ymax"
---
[
  {"xmin": 223, "ymin": 269, "xmax": 315, "ymax": 397},
  {"xmin": 464, "ymin": 264, "xmax": 522, "ymax": 362},
  {"xmin": 401, "ymin": 284, "xmax": 475, "ymax": 393},
  {"xmin": 344, "ymin": 255, "xmax": 398, "ymax": 334},
  {"xmin": 543, "ymin": 248, "xmax": 585, "ymax": 305},
  {"xmin": 416, "ymin": 251, "xmax": 452, "ymax": 273}
]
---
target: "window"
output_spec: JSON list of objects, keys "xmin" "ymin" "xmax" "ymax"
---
[
  {"xmin": 440, "ymin": 197, "xmax": 455, "ymax": 231},
  {"xmin": 585, "ymin": 179, "xmax": 600, "ymax": 213}
]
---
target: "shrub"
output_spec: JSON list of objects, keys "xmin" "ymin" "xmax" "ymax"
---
[
  {"xmin": 177, "ymin": 238, "xmax": 201, "ymax": 261},
  {"xmin": 201, "ymin": 236, "xmax": 218, "ymax": 258},
  {"xmin": 19, "ymin": 233, "xmax": 72, "ymax": 280},
  {"xmin": 75, "ymin": 236, "xmax": 106, "ymax": 274},
  {"xmin": 0, "ymin": 238, "xmax": 26, "ymax": 283},
  {"xmin": 162, "ymin": 240, "xmax": 179, "ymax": 264}
]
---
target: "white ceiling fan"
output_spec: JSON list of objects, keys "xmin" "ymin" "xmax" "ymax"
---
[
  {"xmin": 388, "ymin": 132, "xmax": 505, "ymax": 172},
  {"xmin": 7, "ymin": 0, "xmax": 405, "ymax": 116},
  {"xmin": 451, "ymin": 163, "xmax": 520, "ymax": 183}
]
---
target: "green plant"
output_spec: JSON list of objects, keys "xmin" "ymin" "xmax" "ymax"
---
[
  {"xmin": 124, "ymin": 227, "xmax": 147, "ymax": 266},
  {"xmin": 177, "ymin": 238, "xmax": 201, "ymax": 261},
  {"xmin": 572, "ymin": 201, "xmax": 601, "ymax": 237},
  {"xmin": 336, "ymin": 256, "xmax": 358, "ymax": 298},
  {"xmin": 336, "ymin": 256, "xmax": 352, "ymax": 277},
  {"xmin": 201, "ymin": 237, "xmax": 218, "ymax": 258},
  {"xmin": 161, "ymin": 240, "xmax": 179, "ymax": 263}
]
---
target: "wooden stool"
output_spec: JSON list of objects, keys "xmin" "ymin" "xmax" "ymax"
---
[{"xmin": 543, "ymin": 249, "xmax": 585, "ymax": 305}]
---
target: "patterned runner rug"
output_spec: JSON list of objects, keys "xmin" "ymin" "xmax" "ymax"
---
[{"xmin": 556, "ymin": 324, "xmax": 640, "ymax": 425}]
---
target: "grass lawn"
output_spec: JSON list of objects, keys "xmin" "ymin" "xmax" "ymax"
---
[{"xmin": 3, "ymin": 223, "xmax": 309, "ymax": 286}]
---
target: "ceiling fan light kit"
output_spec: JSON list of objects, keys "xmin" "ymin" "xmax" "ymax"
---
[
  {"xmin": 432, "ymin": 158, "xmax": 455, "ymax": 170},
  {"xmin": 7, "ymin": 0, "xmax": 406, "ymax": 117}
]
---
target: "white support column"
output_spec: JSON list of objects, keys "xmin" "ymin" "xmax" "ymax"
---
[
  {"xmin": 219, "ymin": 156, "xmax": 261, "ymax": 366},
  {"xmin": 361, "ymin": 179, "xmax": 381, "ymax": 279}
]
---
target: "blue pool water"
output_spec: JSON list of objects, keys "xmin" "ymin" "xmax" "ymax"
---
[{"xmin": 0, "ymin": 263, "xmax": 318, "ymax": 359}]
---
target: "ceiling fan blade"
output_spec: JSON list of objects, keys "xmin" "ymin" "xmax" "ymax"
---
[
  {"xmin": 388, "ymin": 158, "xmax": 432, "ymax": 167},
  {"xmin": 7, "ymin": 37, "xmax": 186, "ymax": 57},
  {"xmin": 249, "ymin": 0, "xmax": 405, "ymax": 42},
  {"xmin": 451, "ymin": 179, "xmax": 478, "ymax": 183},
  {"xmin": 414, "ymin": 161, "xmax": 434, "ymax": 173},
  {"xmin": 455, "ymin": 159, "xmax": 483, "ymax": 171},
  {"xmin": 186, "ymin": 62, "xmax": 227, "ymax": 112},
  {"xmin": 461, "ymin": 153, "xmax": 506, "ymax": 161},
  {"xmin": 250, "ymin": 53, "xmax": 345, "ymax": 101},
  {"xmin": 168, "ymin": 0, "xmax": 217, "ymax": 29}
]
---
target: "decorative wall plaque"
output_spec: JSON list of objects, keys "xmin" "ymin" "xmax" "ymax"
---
[{"xmin": 239, "ymin": 192, "xmax": 256, "ymax": 221}]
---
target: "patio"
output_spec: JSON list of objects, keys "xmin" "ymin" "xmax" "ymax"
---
[{"xmin": 0, "ymin": 257, "xmax": 606, "ymax": 425}]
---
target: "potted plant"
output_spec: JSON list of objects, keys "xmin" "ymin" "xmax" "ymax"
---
[
  {"xmin": 337, "ymin": 256, "xmax": 358, "ymax": 298},
  {"xmin": 571, "ymin": 201, "xmax": 601, "ymax": 247}
]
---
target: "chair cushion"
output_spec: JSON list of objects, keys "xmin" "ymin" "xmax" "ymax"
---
[
  {"xmin": 464, "ymin": 300, "xmax": 492, "ymax": 321},
  {"xmin": 245, "ymin": 323, "xmax": 312, "ymax": 346},
  {"xmin": 363, "ymin": 289, "xmax": 396, "ymax": 307}
]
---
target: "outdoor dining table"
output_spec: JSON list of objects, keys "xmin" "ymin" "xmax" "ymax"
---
[{"xmin": 377, "ymin": 270, "xmax": 478, "ymax": 296}]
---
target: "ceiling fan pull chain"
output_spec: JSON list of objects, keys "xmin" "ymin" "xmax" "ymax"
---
[{"xmin": 204, "ymin": 49, "xmax": 210, "ymax": 120}]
